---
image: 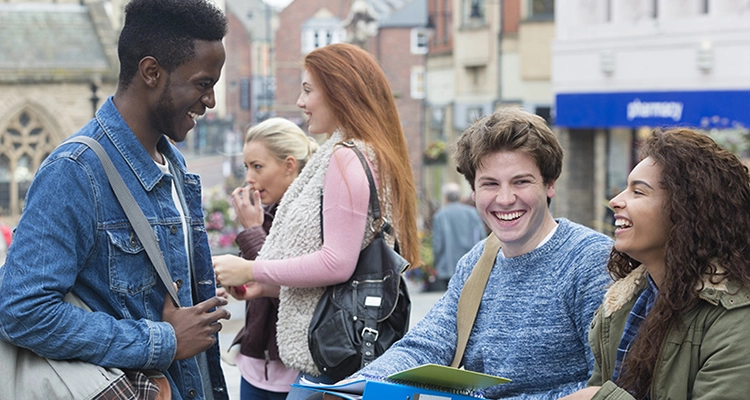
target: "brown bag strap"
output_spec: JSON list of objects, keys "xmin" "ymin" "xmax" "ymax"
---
[{"xmin": 450, "ymin": 233, "xmax": 501, "ymax": 368}]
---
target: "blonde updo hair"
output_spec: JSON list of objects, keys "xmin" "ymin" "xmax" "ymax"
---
[{"xmin": 244, "ymin": 118, "xmax": 319, "ymax": 173}]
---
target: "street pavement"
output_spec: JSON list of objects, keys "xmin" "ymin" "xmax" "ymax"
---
[{"xmin": 217, "ymin": 279, "xmax": 444, "ymax": 399}]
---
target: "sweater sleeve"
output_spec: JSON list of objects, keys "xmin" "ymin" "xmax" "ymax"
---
[
  {"xmin": 252, "ymin": 148, "xmax": 371, "ymax": 287},
  {"xmin": 235, "ymin": 226, "xmax": 266, "ymax": 260}
]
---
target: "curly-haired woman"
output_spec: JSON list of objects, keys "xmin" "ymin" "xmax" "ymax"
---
[{"xmin": 563, "ymin": 128, "xmax": 750, "ymax": 400}]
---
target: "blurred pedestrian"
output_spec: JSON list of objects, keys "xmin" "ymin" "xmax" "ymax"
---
[
  {"xmin": 430, "ymin": 182, "xmax": 486, "ymax": 291},
  {"xmin": 0, "ymin": 222, "xmax": 10, "ymax": 265}
]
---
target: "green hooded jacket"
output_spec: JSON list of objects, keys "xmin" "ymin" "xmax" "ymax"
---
[{"xmin": 588, "ymin": 265, "xmax": 750, "ymax": 400}]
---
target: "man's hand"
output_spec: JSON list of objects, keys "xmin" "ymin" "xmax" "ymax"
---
[{"xmin": 162, "ymin": 293, "xmax": 231, "ymax": 360}]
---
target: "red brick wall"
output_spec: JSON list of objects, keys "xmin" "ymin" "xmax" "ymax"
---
[
  {"xmin": 375, "ymin": 27, "xmax": 426, "ymax": 190},
  {"xmin": 225, "ymin": 11, "xmax": 253, "ymax": 130},
  {"xmin": 503, "ymin": 0, "xmax": 520, "ymax": 34}
]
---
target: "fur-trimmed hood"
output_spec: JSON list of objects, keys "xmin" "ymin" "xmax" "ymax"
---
[{"xmin": 602, "ymin": 263, "xmax": 749, "ymax": 317}]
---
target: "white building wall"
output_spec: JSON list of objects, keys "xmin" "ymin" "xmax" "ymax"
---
[{"xmin": 553, "ymin": 0, "xmax": 750, "ymax": 94}]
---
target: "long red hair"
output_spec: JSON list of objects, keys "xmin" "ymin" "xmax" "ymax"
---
[{"xmin": 303, "ymin": 43, "xmax": 419, "ymax": 266}]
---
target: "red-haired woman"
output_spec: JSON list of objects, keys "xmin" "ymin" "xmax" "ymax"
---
[{"xmin": 213, "ymin": 43, "xmax": 419, "ymax": 400}]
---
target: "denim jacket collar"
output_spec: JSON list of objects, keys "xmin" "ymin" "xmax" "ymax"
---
[{"xmin": 95, "ymin": 96, "xmax": 186, "ymax": 192}]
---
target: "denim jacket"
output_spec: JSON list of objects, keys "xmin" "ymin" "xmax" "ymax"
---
[{"xmin": 0, "ymin": 97, "xmax": 228, "ymax": 400}]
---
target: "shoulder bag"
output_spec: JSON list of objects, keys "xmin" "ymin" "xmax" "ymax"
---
[
  {"xmin": 0, "ymin": 136, "xmax": 177, "ymax": 400},
  {"xmin": 308, "ymin": 142, "xmax": 412, "ymax": 381}
]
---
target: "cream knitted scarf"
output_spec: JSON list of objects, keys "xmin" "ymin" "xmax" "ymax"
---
[{"xmin": 257, "ymin": 132, "xmax": 388, "ymax": 375}]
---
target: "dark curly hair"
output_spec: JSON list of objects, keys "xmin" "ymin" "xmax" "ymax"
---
[
  {"xmin": 117, "ymin": 0, "xmax": 227, "ymax": 88},
  {"xmin": 454, "ymin": 107, "xmax": 562, "ymax": 191},
  {"xmin": 612, "ymin": 128, "xmax": 750, "ymax": 399}
]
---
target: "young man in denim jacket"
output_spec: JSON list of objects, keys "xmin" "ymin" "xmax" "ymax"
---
[{"xmin": 0, "ymin": 1, "xmax": 231, "ymax": 398}]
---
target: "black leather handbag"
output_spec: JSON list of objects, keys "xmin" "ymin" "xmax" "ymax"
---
[{"xmin": 308, "ymin": 142, "xmax": 411, "ymax": 382}]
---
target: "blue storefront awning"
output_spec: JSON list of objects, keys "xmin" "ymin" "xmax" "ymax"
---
[{"xmin": 555, "ymin": 90, "xmax": 750, "ymax": 129}]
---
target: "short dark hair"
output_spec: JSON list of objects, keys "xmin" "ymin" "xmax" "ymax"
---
[
  {"xmin": 117, "ymin": 0, "xmax": 227, "ymax": 88},
  {"xmin": 454, "ymin": 107, "xmax": 563, "ymax": 190}
]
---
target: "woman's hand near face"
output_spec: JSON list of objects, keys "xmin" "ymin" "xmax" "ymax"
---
[
  {"xmin": 232, "ymin": 187, "xmax": 263, "ymax": 229},
  {"xmin": 213, "ymin": 254, "xmax": 255, "ymax": 287}
]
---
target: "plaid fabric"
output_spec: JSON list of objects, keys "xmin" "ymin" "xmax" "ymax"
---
[
  {"xmin": 93, "ymin": 370, "xmax": 161, "ymax": 400},
  {"xmin": 612, "ymin": 275, "xmax": 658, "ymax": 387}
]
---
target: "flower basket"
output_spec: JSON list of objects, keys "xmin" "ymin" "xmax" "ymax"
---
[{"xmin": 423, "ymin": 140, "xmax": 447, "ymax": 165}]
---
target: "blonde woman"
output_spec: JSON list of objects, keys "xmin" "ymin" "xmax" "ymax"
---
[{"xmin": 226, "ymin": 118, "xmax": 318, "ymax": 400}]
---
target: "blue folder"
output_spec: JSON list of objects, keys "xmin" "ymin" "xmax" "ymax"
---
[{"xmin": 362, "ymin": 379, "xmax": 479, "ymax": 399}]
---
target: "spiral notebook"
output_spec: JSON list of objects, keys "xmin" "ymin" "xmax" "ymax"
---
[{"xmin": 294, "ymin": 364, "xmax": 510, "ymax": 399}]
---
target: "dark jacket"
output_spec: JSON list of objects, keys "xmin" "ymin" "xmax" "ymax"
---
[{"xmin": 231, "ymin": 203, "xmax": 281, "ymax": 361}]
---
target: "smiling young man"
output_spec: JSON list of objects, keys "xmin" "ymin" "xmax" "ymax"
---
[
  {"xmin": 347, "ymin": 108, "xmax": 614, "ymax": 399},
  {"xmin": 0, "ymin": 1, "xmax": 231, "ymax": 399}
]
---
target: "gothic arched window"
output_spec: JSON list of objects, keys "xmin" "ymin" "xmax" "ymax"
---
[{"xmin": 0, "ymin": 110, "xmax": 55, "ymax": 217}]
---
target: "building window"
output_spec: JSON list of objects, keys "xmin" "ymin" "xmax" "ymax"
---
[
  {"xmin": 411, "ymin": 66, "xmax": 426, "ymax": 99},
  {"xmin": 530, "ymin": 0, "xmax": 554, "ymax": 19},
  {"xmin": 463, "ymin": 0, "xmax": 485, "ymax": 25},
  {"xmin": 0, "ymin": 110, "xmax": 54, "ymax": 217},
  {"xmin": 240, "ymin": 77, "xmax": 250, "ymax": 110},
  {"xmin": 301, "ymin": 14, "xmax": 345, "ymax": 54},
  {"xmin": 411, "ymin": 29, "xmax": 429, "ymax": 54},
  {"xmin": 430, "ymin": 107, "xmax": 445, "ymax": 131},
  {"xmin": 467, "ymin": 106, "xmax": 483, "ymax": 124},
  {"xmin": 443, "ymin": 0, "xmax": 451, "ymax": 42},
  {"xmin": 301, "ymin": 28, "xmax": 344, "ymax": 54}
]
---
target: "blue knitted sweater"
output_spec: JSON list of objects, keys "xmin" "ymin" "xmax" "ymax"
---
[{"xmin": 358, "ymin": 218, "xmax": 613, "ymax": 399}]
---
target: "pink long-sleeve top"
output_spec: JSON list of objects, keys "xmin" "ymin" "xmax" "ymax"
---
[{"xmin": 252, "ymin": 147, "xmax": 376, "ymax": 288}]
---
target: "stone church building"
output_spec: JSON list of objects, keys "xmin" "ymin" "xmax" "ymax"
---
[{"xmin": 0, "ymin": 1, "xmax": 119, "ymax": 219}]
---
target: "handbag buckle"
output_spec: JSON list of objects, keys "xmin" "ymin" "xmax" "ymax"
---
[{"xmin": 361, "ymin": 327, "xmax": 379, "ymax": 341}]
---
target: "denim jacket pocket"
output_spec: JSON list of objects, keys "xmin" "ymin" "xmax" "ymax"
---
[{"xmin": 106, "ymin": 229, "xmax": 158, "ymax": 295}]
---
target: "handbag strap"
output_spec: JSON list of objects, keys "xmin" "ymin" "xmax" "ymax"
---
[
  {"xmin": 340, "ymin": 141, "xmax": 393, "ymax": 236},
  {"xmin": 64, "ymin": 136, "xmax": 181, "ymax": 308},
  {"xmin": 450, "ymin": 232, "xmax": 501, "ymax": 368},
  {"xmin": 340, "ymin": 141, "xmax": 395, "ymax": 368}
]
